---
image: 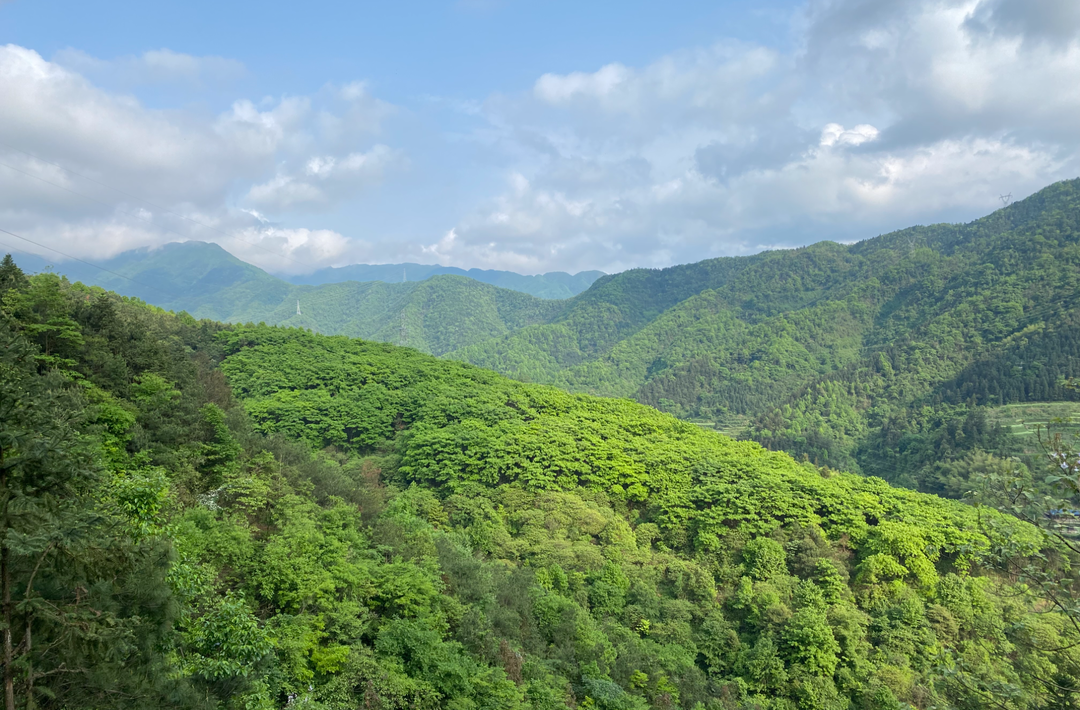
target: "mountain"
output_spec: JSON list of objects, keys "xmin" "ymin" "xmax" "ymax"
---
[
  {"xmin": 0, "ymin": 264, "xmax": 1060, "ymax": 709},
  {"xmin": 284, "ymin": 262, "xmax": 605, "ymax": 299},
  {"xmin": 15, "ymin": 240, "xmax": 292, "ymax": 319},
  {"xmin": 228, "ymin": 274, "xmax": 562, "ymax": 355},
  {"xmin": 18, "ymin": 179, "xmax": 1080, "ymax": 495},
  {"xmin": 449, "ymin": 178, "xmax": 1080, "ymax": 491},
  {"xmin": 11, "ymin": 240, "xmax": 288, "ymax": 317},
  {"xmin": 15, "ymin": 241, "xmax": 560, "ymax": 355}
]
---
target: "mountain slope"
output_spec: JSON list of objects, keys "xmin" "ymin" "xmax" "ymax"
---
[
  {"xmin": 17, "ymin": 240, "xmax": 289, "ymax": 318},
  {"xmin": 16, "ymin": 241, "xmax": 561, "ymax": 355},
  {"xmin": 284, "ymin": 262, "xmax": 605, "ymax": 299},
  {"xmin": 2, "ymin": 257, "xmax": 1073, "ymax": 709},
  {"xmin": 229, "ymin": 274, "xmax": 563, "ymax": 355},
  {"xmin": 448, "ymin": 254, "xmax": 769, "ymax": 381},
  {"xmin": 450, "ymin": 179, "xmax": 1080, "ymax": 488},
  {"xmin": 219, "ymin": 323, "xmax": 1046, "ymax": 710}
]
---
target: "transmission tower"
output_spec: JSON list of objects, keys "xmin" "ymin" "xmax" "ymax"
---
[
  {"xmin": 296, "ymin": 299, "xmax": 302, "ymax": 316},
  {"xmin": 999, "ymin": 193, "xmax": 1012, "ymax": 208}
]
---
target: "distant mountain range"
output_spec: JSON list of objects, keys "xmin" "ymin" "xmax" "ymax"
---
[
  {"xmin": 10, "ymin": 243, "xmax": 595, "ymax": 354},
  {"xmin": 11, "ymin": 178, "xmax": 1080, "ymax": 495},
  {"xmin": 285, "ymin": 263, "xmax": 604, "ymax": 300}
]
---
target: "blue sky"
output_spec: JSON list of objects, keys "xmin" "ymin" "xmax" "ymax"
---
[
  {"xmin": 1, "ymin": 0, "xmax": 1078, "ymax": 274},
  {"xmin": 3, "ymin": 1, "xmax": 798, "ymax": 100}
]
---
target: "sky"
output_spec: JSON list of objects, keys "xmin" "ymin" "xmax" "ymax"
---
[{"xmin": 0, "ymin": 0, "xmax": 1077, "ymax": 276}]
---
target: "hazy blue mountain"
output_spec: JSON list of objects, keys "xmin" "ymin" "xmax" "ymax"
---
[
  {"xmin": 13, "ymin": 241, "xmax": 286, "ymax": 319},
  {"xmin": 283, "ymin": 262, "xmax": 605, "ymax": 299}
]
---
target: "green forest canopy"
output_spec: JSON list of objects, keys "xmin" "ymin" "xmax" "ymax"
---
[{"xmin": 0, "ymin": 260, "xmax": 1073, "ymax": 710}]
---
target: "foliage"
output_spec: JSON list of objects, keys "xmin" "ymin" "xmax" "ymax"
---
[
  {"xmin": 216, "ymin": 321, "xmax": 1060, "ymax": 709},
  {"xmin": 36, "ymin": 180, "xmax": 1080, "ymax": 497},
  {"xmin": 0, "ymin": 301, "xmax": 197, "ymax": 707},
  {"xmin": 966, "ymin": 386, "xmax": 1080, "ymax": 708},
  {"xmin": 1, "ymin": 256, "xmax": 1076, "ymax": 709}
]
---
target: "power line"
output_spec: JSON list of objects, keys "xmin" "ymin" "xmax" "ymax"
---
[
  {"xmin": 0, "ymin": 142, "xmax": 319, "ymax": 272},
  {"xmin": 0, "ymin": 159, "xmax": 208, "ymax": 251},
  {"xmin": 0, "ymin": 227, "xmax": 179, "ymax": 300}
]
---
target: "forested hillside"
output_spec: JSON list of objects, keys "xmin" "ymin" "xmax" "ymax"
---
[
  {"xmin": 2, "ymin": 259, "xmax": 1077, "ymax": 709},
  {"xmin": 21, "ymin": 181, "xmax": 1080, "ymax": 494},
  {"xmin": 451, "ymin": 179, "xmax": 1080, "ymax": 492},
  {"xmin": 220, "ymin": 274, "xmax": 562, "ymax": 356},
  {"xmin": 40, "ymin": 240, "xmax": 290, "ymax": 318},
  {"xmin": 22, "ymin": 241, "xmax": 562, "ymax": 355}
]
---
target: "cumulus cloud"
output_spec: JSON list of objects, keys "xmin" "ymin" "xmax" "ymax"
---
[
  {"xmin": 246, "ymin": 144, "xmax": 404, "ymax": 211},
  {"xmin": 0, "ymin": 44, "xmax": 271, "ymax": 204},
  {"xmin": 0, "ymin": 45, "xmax": 400, "ymax": 273},
  {"xmin": 215, "ymin": 224, "xmax": 353, "ymax": 272},
  {"xmin": 436, "ymin": 0, "xmax": 1080, "ymax": 272},
  {"xmin": 801, "ymin": 0, "xmax": 1080, "ymax": 146},
  {"xmin": 819, "ymin": 124, "xmax": 879, "ymax": 147},
  {"xmin": 534, "ymin": 64, "xmax": 634, "ymax": 105}
]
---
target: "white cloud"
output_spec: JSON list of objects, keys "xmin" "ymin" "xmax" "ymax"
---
[
  {"xmin": 246, "ymin": 144, "xmax": 404, "ymax": 211},
  {"xmin": 801, "ymin": 0, "xmax": 1080, "ymax": 144},
  {"xmin": 0, "ymin": 44, "xmax": 322, "ymax": 216},
  {"xmin": 437, "ymin": 0, "xmax": 1080, "ymax": 272},
  {"xmin": 534, "ymin": 64, "xmax": 633, "ymax": 104},
  {"xmin": 220, "ymin": 225, "xmax": 353, "ymax": 272},
  {"xmin": 0, "ymin": 44, "xmax": 400, "ymax": 273},
  {"xmin": 2, "ymin": 0, "xmax": 1078, "ymax": 277},
  {"xmin": 422, "ymin": 228, "xmax": 459, "ymax": 259},
  {"xmin": 819, "ymin": 123, "xmax": 879, "ymax": 147}
]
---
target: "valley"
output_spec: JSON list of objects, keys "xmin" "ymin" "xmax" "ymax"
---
[
  {"xmin": 3, "ymin": 3, "xmax": 1076, "ymax": 706},
  {"xmin": 28, "ymin": 178, "xmax": 1080, "ymax": 497},
  {"xmin": 3, "ymin": 179, "xmax": 1079, "ymax": 708}
]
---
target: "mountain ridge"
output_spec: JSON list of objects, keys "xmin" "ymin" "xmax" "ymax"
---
[
  {"xmin": 448, "ymin": 178, "xmax": 1080, "ymax": 491},
  {"xmin": 283, "ymin": 261, "xmax": 605, "ymax": 299},
  {"xmin": 13, "ymin": 179, "xmax": 1080, "ymax": 495},
  {"xmin": 11, "ymin": 241, "xmax": 562, "ymax": 354}
]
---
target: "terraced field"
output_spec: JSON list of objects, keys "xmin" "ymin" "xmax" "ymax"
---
[{"xmin": 987, "ymin": 402, "xmax": 1080, "ymax": 456}]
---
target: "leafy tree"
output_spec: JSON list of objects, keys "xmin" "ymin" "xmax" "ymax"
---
[
  {"xmin": 968, "ymin": 396, "xmax": 1080, "ymax": 708},
  {"xmin": 0, "ymin": 257, "xmax": 27, "ymax": 299},
  {"xmin": 0, "ymin": 323, "xmax": 194, "ymax": 709}
]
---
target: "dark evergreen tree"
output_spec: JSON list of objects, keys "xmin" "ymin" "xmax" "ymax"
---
[
  {"xmin": 0, "ymin": 324, "xmax": 200, "ymax": 709},
  {"xmin": 0, "ymin": 256, "xmax": 27, "ymax": 300}
]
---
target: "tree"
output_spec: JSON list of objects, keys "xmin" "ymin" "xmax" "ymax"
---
[
  {"xmin": 0, "ymin": 323, "xmax": 196, "ymax": 709},
  {"xmin": 968, "ymin": 387, "xmax": 1080, "ymax": 708},
  {"xmin": 1, "ymin": 273, "xmax": 83, "ymax": 370},
  {"xmin": 0, "ymin": 257, "xmax": 27, "ymax": 300}
]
